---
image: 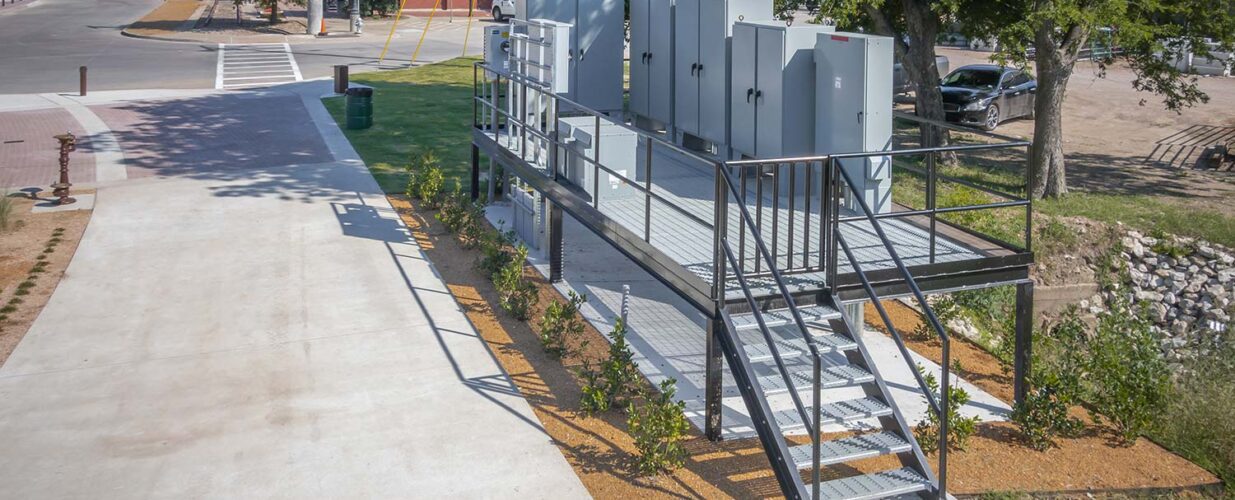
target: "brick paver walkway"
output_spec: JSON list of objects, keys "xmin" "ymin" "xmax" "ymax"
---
[{"xmin": 0, "ymin": 108, "xmax": 96, "ymax": 189}]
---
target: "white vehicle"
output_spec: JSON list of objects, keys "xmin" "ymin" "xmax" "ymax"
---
[{"xmin": 491, "ymin": 0, "xmax": 516, "ymax": 21}]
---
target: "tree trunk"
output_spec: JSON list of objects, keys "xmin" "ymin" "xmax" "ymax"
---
[
  {"xmin": 899, "ymin": 0, "xmax": 954, "ymax": 162},
  {"xmin": 270, "ymin": 1, "xmax": 279, "ymax": 23},
  {"xmin": 1029, "ymin": 25, "xmax": 1087, "ymax": 198}
]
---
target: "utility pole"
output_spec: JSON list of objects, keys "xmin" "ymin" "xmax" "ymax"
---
[
  {"xmin": 307, "ymin": 0, "xmax": 323, "ymax": 35},
  {"xmin": 350, "ymin": 0, "xmax": 362, "ymax": 33}
]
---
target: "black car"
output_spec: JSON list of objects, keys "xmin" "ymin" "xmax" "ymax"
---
[{"xmin": 940, "ymin": 65, "xmax": 1036, "ymax": 131}]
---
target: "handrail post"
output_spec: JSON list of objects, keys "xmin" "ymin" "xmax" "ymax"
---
[
  {"xmin": 706, "ymin": 162, "xmax": 729, "ymax": 441},
  {"xmin": 644, "ymin": 136, "xmax": 653, "ymax": 243},
  {"xmin": 811, "ymin": 353, "xmax": 821, "ymax": 500},
  {"xmin": 927, "ymin": 151, "xmax": 937, "ymax": 264},
  {"xmin": 593, "ymin": 114, "xmax": 601, "ymax": 208}
]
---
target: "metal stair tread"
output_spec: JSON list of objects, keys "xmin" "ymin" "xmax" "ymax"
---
[
  {"xmin": 786, "ymin": 431, "xmax": 913, "ymax": 469},
  {"xmin": 774, "ymin": 396, "xmax": 893, "ymax": 431},
  {"xmin": 754, "ymin": 363, "xmax": 874, "ymax": 395},
  {"xmin": 811, "ymin": 467, "xmax": 932, "ymax": 500},
  {"xmin": 741, "ymin": 331, "xmax": 857, "ymax": 363},
  {"xmin": 730, "ymin": 304, "xmax": 842, "ymax": 331}
]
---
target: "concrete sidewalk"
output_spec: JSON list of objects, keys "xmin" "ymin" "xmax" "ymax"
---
[{"xmin": 0, "ymin": 82, "xmax": 587, "ymax": 497}]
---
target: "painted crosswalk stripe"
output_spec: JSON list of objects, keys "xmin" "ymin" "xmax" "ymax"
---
[{"xmin": 216, "ymin": 43, "xmax": 303, "ymax": 90}]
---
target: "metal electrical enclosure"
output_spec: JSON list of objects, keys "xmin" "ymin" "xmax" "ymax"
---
[
  {"xmin": 483, "ymin": 25, "xmax": 512, "ymax": 78},
  {"xmin": 516, "ymin": 0, "xmax": 624, "ymax": 114},
  {"xmin": 730, "ymin": 21, "xmax": 833, "ymax": 159},
  {"xmin": 674, "ymin": 0, "xmax": 771, "ymax": 149},
  {"xmin": 628, "ymin": 0, "xmax": 674, "ymax": 129},
  {"xmin": 815, "ymin": 31, "xmax": 894, "ymax": 213}
]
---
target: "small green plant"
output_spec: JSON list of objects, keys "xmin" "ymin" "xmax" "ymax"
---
[
  {"xmin": 1084, "ymin": 297, "xmax": 1170, "ymax": 445},
  {"xmin": 579, "ymin": 318, "xmax": 641, "ymax": 414},
  {"xmin": 910, "ymin": 295, "xmax": 960, "ymax": 341},
  {"xmin": 0, "ymin": 305, "xmax": 13, "ymax": 314},
  {"xmin": 476, "ymin": 226, "xmax": 516, "ymax": 277},
  {"xmin": 914, "ymin": 365, "xmax": 980, "ymax": 453},
  {"xmin": 492, "ymin": 244, "xmax": 538, "ymax": 320},
  {"xmin": 1010, "ymin": 367, "xmax": 1084, "ymax": 450},
  {"xmin": 627, "ymin": 379, "xmax": 691, "ymax": 475},
  {"xmin": 1152, "ymin": 331, "xmax": 1235, "ymax": 486},
  {"xmin": 405, "ymin": 150, "xmax": 447, "ymax": 208},
  {"xmin": 1150, "ymin": 239, "xmax": 1192, "ymax": 259},
  {"xmin": 537, "ymin": 291, "xmax": 587, "ymax": 358},
  {"xmin": 436, "ymin": 180, "xmax": 489, "ymax": 249},
  {"xmin": 435, "ymin": 179, "xmax": 468, "ymax": 232}
]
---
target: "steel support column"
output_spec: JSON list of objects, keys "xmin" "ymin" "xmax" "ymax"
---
[
  {"xmin": 1013, "ymin": 281, "xmax": 1034, "ymax": 404},
  {"xmin": 548, "ymin": 201, "xmax": 564, "ymax": 283},
  {"xmin": 705, "ymin": 313, "xmax": 724, "ymax": 441},
  {"xmin": 470, "ymin": 144, "xmax": 481, "ymax": 201}
]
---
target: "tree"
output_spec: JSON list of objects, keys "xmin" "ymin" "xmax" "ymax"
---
[
  {"xmin": 963, "ymin": 0, "xmax": 1235, "ymax": 198},
  {"xmin": 781, "ymin": 0, "xmax": 959, "ymax": 152}
]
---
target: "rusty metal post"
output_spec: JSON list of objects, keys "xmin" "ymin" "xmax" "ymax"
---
[
  {"xmin": 52, "ymin": 133, "xmax": 77, "ymax": 205},
  {"xmin": 79, "ymin": 66, "xmax": 87, "ymax": 96}
]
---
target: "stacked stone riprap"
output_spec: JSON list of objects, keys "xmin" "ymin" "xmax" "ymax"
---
[{"xmin": 1118, "ymin": 230, "xmax": 1234, "ymax": 361}]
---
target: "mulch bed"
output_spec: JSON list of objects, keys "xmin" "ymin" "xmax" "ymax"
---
[
  {"xmin": 0, "ymin": 195, "xmax": 92, "ymax": 367},
  {"xmin": 389, "ymin": 193, "xmax": 1221, "ymax": 498}
]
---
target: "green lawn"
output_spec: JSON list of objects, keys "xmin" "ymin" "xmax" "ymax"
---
[{"xmin": 323, "ymin": 57, "xmax": 482, "ymax": 194}]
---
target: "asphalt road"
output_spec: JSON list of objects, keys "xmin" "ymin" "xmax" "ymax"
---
[{"xmin": 0, "ymin": 0, "xmax": 488, "ymax": 94}]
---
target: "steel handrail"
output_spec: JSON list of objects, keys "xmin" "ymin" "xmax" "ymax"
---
[
  {"xmin": 721, "ymin": 241, "xmax": 819, "ymax": 437},
  {"xmin": 716, "ymin": 163, "xmax": 824, "ymax": 433},
  {"xmin": 477, "ymin": 61, "xmax": 716, "ymax": 162},
  {"xmin": 831, "ymin": 160, "xmax": 952, "ymax": 497},
  {"xmin": 471, "ymin": 94, "xmax": 715, "ymax": 231}
]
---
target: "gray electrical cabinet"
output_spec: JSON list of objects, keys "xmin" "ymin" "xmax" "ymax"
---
[
  {"xmin": 730, "ymin": 21, "xmax": 833, "ymax": 159},
  {"xmin": 628, "ymin": 0, "xmax": 674, "ymax": 129},
  {"xmin": 674, "ymin": 0, "xmax": 771, "ymax": 148},
  {"xmin": 517, "ymin": 0, "xmax": 624, "ymax": 114},
  {"xmin": 815, "ymin": 31, "xmax": 894, "ymax": 213}
]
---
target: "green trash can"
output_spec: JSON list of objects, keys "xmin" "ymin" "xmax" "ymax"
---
[{"xmin": 345, "ymin": 86, "xmax": 373, "ymax": 130}]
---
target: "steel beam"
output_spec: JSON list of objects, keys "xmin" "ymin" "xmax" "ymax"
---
[
  {"xmin": 470, "ymin": 144, "xmax": 481, "ymax": 201},
  {"xmin": 548, "ymin": 201, "xmax": 563, "ymax": 283},
  {"xmin": 705, "ymin": 314, "xmax": 724, "ymax": 441},
  {"xmin": 1014, "ymin": 281, "xmax": 1034, "ymax": 405}
]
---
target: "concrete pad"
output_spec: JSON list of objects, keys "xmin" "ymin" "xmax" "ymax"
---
[
  {"xmin": 30, "ymin": 193, "xmax": 94, "ymax": 212},
  {"xmin": 0, "ymin": 84, "xmax": 587, "ymax": 498}
]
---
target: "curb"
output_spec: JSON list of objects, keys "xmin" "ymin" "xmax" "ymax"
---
[
  {"xmin": 0, "ymin": 0, "xmax": 40, "ymax": 15},
  {"xmin": 119, "ymin": 29, "xmax": 213, "ymax": 44}
]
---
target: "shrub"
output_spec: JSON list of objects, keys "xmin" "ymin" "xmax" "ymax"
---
[
  {"xmin": 579, "ymin": 318, "xmax": 641, "ymax": 414},
  {"xmin": 436, "ymin": 180, "xmax": 489, "ymax": 249},
  {"xmin": 476, "ymin": 227, "xmax": 516, "ymax": 277},
  {"xmin": 435, "ymin": 179, "xmax": 468, "ymax": 232},
  {"xmin": 492, "ymin": 244, "xmax": 538, "ymax": 320},
  {"xmin": 627, "ymin": 379, "xmax": 690, "ymax": 475},
  {"xmin": 910, "ymin": 295, "xmax": 960, "ymax": 342},
  {"xmin": 1084, "ymin": 297, "xmax": 1170, "ymax": 444},
  {"xmin": 1152, "ymin": 331, "xmax": 1235, "ymax": 486},
  {"xmin": 1010, "ymin": 367, "xmax": 1084, "ymax": 451},
  {"xmin": 537, "ymin": 291, "xmax": 587, "ymax": 358},
  {"xmin": 405, "ymin": 150, "xmax": 446, "ymax": 208},
  {"xmin": 914, "ymin": 365, "xmax": 980, "ymax": 453}
]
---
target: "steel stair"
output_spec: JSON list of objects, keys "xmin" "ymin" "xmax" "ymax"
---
[
  {"xmin": 721, "ymin": 303, "xmax": 935, "ymax": 499},
  {"xmin": 713, "ymin": 162, "xmax": 953, "ymax": 499}
]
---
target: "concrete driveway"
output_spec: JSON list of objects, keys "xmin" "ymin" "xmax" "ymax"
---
[{"xmin": 0, "ymin": 82, "xmax": 587, "ymax": 498}]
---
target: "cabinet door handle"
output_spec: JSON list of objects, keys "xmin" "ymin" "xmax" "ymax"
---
[
  {"xmin": 696, "ymin": 64, "xmax": 703, "ymax": 74},
  {"xmin": 690, "ymin": 63, "xmax": 698, "ymax": 75},
  {"xmin": 646, "ymin": 52, "xmax": 652, "ymax": 61},
  {"xmin": 754, "ymin": 90, "xmax": 762, "ymax": 102},
  {"xmin": 641, "ymin": 52, "xmax": 648, "ymax": 63},
  {"xmin": 746, "ymin": 88, "xmax": 754, "ymax": 103}
]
